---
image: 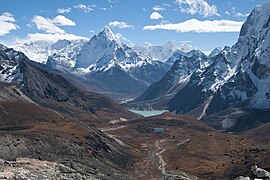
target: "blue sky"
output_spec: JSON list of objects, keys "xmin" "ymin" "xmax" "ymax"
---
[{"xmin": 0, "ymin": 0, "xmax": 268, "ymax": 52}]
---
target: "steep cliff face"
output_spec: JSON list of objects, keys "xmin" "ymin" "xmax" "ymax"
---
[
  {"xmin": 132, "ymin": 50, "xmax": 208, "ymax": 110},
  {"xmin": 168, "ymin": 2, "xmax": 270, "ymax": 118},
  {"xmin": 207, "ymin": 2, "xmax": 270, "ymax": 113},
  {"xmin": 0, "ymin": 44, "xmax": 138, "ymax": 122},
  {"xmin": 0, "ymin": 44, "xmax": 25, "ymax": 83}
]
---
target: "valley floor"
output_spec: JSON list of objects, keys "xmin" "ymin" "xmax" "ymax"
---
[{"xmin": 95, "ymin": 113, "xmax": 270, "ymax": 179}]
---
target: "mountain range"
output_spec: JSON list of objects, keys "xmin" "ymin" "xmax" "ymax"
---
[
  {"xmin": 2, "ymin": 1, "xmax": 270, "ymax": 131},
  {"xmin": 131, "ymin": 1, "xmax": 270, "ymax": 131},
  {"xmin": 11, "ymin": 27, "xmax": 201, "ymax": 100},
  {"xmin": 0, "ymin": 1, "xmax": 270, "ymax": 179}
]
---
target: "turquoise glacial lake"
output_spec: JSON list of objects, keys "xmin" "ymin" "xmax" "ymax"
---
[{"xmin": 129, "ymin": 109, "xmax": 168, "ymax": 117}]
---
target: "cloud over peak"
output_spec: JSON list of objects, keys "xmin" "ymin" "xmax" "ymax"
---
[
  {"xmin": 109, "ymin": 21, "xmax": 134, "ymax": 29},
  {"xmin": 74, "ymin": 4, "xmax": 96, "ymax": 13},
  {"xmin": 150, "ymin": 12, "xmax": 163, "ymax": 20},
  {"xmin": 32, "ymin": 15, "xmax": 76, "ymax": 34},
  {"xmin": 153, "ymin": 5, "xmax": 165, "ymax": 11},
  {"xmin": 0, "ymin": 12, "xmax": 19, "ymax": 36},
  {"xmin": 57, "ymin": 7, "xmax": 71, "ymax": 14},
  {"xmin": 144, "ymin": 19, "xmax": 244, "ymax": 33},
  {"xmin": 26, "ymin": 33, "xmax": 88, "ymax": 43},
  {"xmin": 175, "ymin": 0, "xmax": 219, "ymax": 17}
]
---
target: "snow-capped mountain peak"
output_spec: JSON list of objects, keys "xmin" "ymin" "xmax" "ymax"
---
[
  {"xmin": 0, "ymin": 44, "xmax": 7, "ymax": 51},
  {"xmin": 178, "ymin": 43, "xmax": 198, "ymax": 53},
  {"xmin": 5, "ymin": 26, "xmax": 208, "ymax": 97},
  {"xmin": 46, "ymin": 39, "xmax": 87, "ymax": 70},
  {"xmin": 208, "ymin": 47, "xmax": 222, "ymax": 57},
  {"xmin": 12, "ymin": 40, "xmax": 54, "ymax": 64},
  {"xmin": 75, "ymin": 27, "xmax": 129, "ymax": 68},
  {"xmin": 166, "ymin": 1, "xmax": 270, "ymax": 117},
  {"xmin": 160, "ymin": 41, "xmax": 177, "ymax": 51},
  {"xmin": 134, "ymin": 42, "xmax": 178, "ymax": 62},
  {"xmin": 51, "ymin": 39, "xmax": 71, "ymax": 50},
  {"xmin": 0, "ymin": 44, "xmax": 26, "ymax": 83},
  {"xmin": 98, "ymin": 26, "xmax": 116, "ymax": 41},
  {"xmin": 100, "ymin": 59, "xmax": 122, "ymax": 72}
]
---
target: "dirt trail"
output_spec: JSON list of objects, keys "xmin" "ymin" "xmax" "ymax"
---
[
  {"xmin": 155, "ymin": 139, "xmax": 198, "ymax": 180},
  {"xmin": 100, "ymin": 125, "xmax": 126, "ymax": 132}
]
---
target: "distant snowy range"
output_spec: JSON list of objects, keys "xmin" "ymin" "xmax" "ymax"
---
[{"xmin": 8, "ymin": 26, "xmax": 203, "ymax": 97}]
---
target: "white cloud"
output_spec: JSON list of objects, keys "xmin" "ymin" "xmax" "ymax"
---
[
  {"xmin": 74, "ymin": 4, "xmax": 96, "ymax": 13},
  {"xmin": 32, "ymin": 16, "xmax": 64, "ymax": 34},
  {"xmin": 0, "ymin": 12, "xmax": 19, "ymax": 36},
  {"xmin": 26, "ymin": 33, "xmax": 88, "ymax": 42},
  {"xmin": 9, "ymin": 33, "xmax": 88, "ymax": 46},
  {"xmin": 99, "ymin": 7, "xmax": 107, "ymax": 11},
  {"xmin": 109, "ymin": 21, "xmax": 134, "ymax": 29},
  {"xmin": 230, "ymin": 6, "xmax": 249, "ymax": 18},
  {"xmin": 53, "ymin": 15, "xmax": 76, "ymax": 26},
  {"xmin": 162, "ymin": 3, "xmax": 171, "ymax": 7},
  {"xmin": 150, "ymin": 12, "xmax": 163, "ymax": 20},
  {"xmin": 152, "ymin": 3, "xmax": 171, "ymax": 11},
  {"xmin": 180, "ymin": 40, "xmax": 193, "ymax": 43},
  {"xmin": 5, "ymin": 32, "xmax": 88, "ymax": 49},
  {"xmin": 32, "ymin": 15, "xmax": 76, "ymax": 34},
  {"xmin": 108, "ymin": 0, "xmax": 119, "ymax": 4},
  {"xmin": 57, "ymin": 7, "xmax": 71, "ymax": 14},
  {"xmin": 235, "ymin": 12, "xmax": 249, "ymax": 17},
  {"xmin": 153, "ymin": 5, "xmax": 165, "ymax": 11},
  {"xmin": 175, "ymin": 0, "xmax": 219, "ymax": 17},
  {"xmin": 143, "ymin": 19, "xmax": 244, "ymax": 33}
]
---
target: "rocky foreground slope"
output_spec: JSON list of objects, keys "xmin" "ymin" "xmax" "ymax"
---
[
  {"xmin": 0, "ymin": 158, "xmax": 98, "ymax": 180},
  {"xmin": 0, "ymin": 46, "xmax": 140, "ymax": 179},
  {"xmin": 0, "ymin": 83, "xmax": 137, "ymax": 179},
  {"xmin": 0, "ymin": 46, "xmax": 270, "ymax": 179}
]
